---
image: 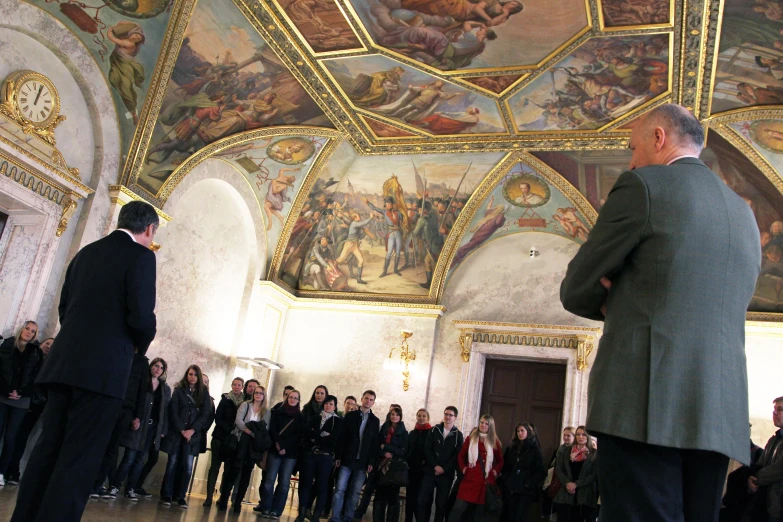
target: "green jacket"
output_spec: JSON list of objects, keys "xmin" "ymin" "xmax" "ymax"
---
[
  {"xmin": 561, "ymin": 158, "xmax": 761, "ymax": 463},
  {"xmin": 553, "ymin": 447, "xmax": 598, "ymax": 507}
]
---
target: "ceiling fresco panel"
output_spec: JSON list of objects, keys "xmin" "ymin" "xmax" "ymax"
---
[
  {"xmin": 274, "ymin": 0, "xmax": 364, "ymax": 54},
  {"xmin": 711, "ymin": 0, "xmax": 783, "ymax": 114},
  {"xmin": 27, "ymin": 0, "xmax": 175, "ymax": 156},
  {"xmin": 597, "ymin": 0, "xmax": 672, "ymax": 29},
  {"xmin": 322, "ymin": 55, "xmax": 506, "ymax": 135},
  {"xmin": 277, "ymin": 150, "xmax": 505, "ymax": 297},
  {"xmin": 346, "ymin": 0, "xmax": 589, "ymax": 72},
  {"xmin": 361, "ymin": 115, "xmax": 420, "ymax": 138},
  {"xmin": 507, "ymin": 34, "xmax": 671, "ymax": 132},
  {"xmin": 462, "ymin": 74, "xmax": 525, "ymax": 95},
  {"xmin": 133, "ymin": 0, "xmax": 333, "ymax": 196}
]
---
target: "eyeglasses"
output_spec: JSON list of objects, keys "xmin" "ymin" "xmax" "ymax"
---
[{"xmin": 443, "ymin": 413, "xmax": 456, "ymax": 417}]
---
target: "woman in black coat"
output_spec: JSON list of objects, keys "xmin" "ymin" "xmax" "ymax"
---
[
  {"xmin": 112, "ymin": 357, "xmax": 171, "ymax": 499},
  {"xmin": 258, "ymin": 389, "xmax": 305, "ymax": 517},
  {"xmin": 160, "ymin": 365, "xmax": 212, "ymax": 508},
  {"xmin": 406, "ymin": 409, "xmax": 432, "ymax": 522},
  {"xmin": 204, "ymin": 376, "xmax": 246, "ymax": 506},
  {"xmin": 301, "ymin": 385, "xmax": 328, "ymax": 421},
  {"xmin": 373, "ymin": 406, "xmax": 409, "ymax": 522},
  {"xmin": 200, "ymin": 373, "xmax": 216, "ymax": 456},
  {"xmin": 0, "ymin": 321, "xmax": 40, "ymax": 487},
  {"xmin": 296, "ymin": 394, "xmax": 343, "ymax": 522},
  {"xmin": 500, "ymin": 423, "xmax": 546, "ymax": 522}
]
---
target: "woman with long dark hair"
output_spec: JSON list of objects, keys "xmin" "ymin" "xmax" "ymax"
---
[
  {"xmin": 0, "ymin": 321, "xmax": 40, "ymax": 487},
  {"xmin": 160, "ymin": 364, "xmax": 212, "ymax": 508},
  {"xmin": 112, "ymin": 357, "xmax": 171, "ymax": 500},
  {"xmin": 302, "ymin": 385, "xmax": 329, "ymax": 420},
  {"xmin": 258, "ymin": 388, "xmax": 305, "ymax": 518},
  {"xmin": 373, "ymin": 406, "xmax": 409, "ymax": 522},
  {"xmin": 405, "ymin": 408, "xmax": 431, "ymax": 522},
  {"xmin": 296, "ymin": 394, "xmax": 343, "ymax": 522},
  {"xmin": 448, "ymin": 414, "xmax": 504, "ymax": 522},
  {"xmin": 552, "ymin": 426, "xmax": 598, "ymax": 522},
  {"xmin": 500, "ymin": 423, "xmax": 546, "ymax": 522}
]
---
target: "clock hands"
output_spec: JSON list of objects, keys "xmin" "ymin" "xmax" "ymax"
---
[{"xmin": 34, "ymin": 86, "xmax": 43, "ymax": 106}]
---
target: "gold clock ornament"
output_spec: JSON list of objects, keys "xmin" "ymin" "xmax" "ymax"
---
[{"xmin": 1, "ymin": 70, "xmax": 65, "ymax": 146}]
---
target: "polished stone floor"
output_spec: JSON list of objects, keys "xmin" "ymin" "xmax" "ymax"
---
[{"xmin": 0, "ymin": 485, "xmax": 299, "ymax": 522}]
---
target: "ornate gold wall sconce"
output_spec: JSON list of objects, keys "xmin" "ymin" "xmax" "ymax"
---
[{"xmin": 388, "ymin": 330, "xmax": 416, "ymax": 391}]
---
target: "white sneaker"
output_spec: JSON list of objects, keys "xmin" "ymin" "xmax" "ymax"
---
[{"xmin": 0, "ymin": 474, "xmax": 5, "ymax": 486}]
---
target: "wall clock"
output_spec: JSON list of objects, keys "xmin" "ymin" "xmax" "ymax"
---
[{"xmin": 1, "ymin": 70, "xmax": 65, "ymax": 146}]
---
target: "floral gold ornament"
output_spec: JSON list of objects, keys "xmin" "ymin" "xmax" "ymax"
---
[
  {"xmin": 1, "ymin": 71, "xmax": 65, "ymax": 147},
  {"xmin": 56, "ymin": 198, "xmax": 78, "ymax": 238},
  {"xmin": 388, "ymin": 330, "xmax": 416, "ymax": 391}
]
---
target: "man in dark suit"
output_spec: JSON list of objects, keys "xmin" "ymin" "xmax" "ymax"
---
[
  {"xmin": 11, "ymin": 201, "xmax": 158, "ymax": 522},
  {"xmin": 560, "ymin": 104, "xmax": 761, "ymax": 522},
  {"xmin": 330, "ymin": 390, "xmax": 380, "ymax": 522}
]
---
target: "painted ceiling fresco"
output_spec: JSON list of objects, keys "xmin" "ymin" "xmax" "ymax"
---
[{"xmin": 23, "ymin": 0, "xmax": 783, "ymax": 309}]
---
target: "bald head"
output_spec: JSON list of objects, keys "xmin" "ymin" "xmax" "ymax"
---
[
  {"xmin": 628, "ymin": 104, "xmax": 704, "ymax": 169},
  {"xmin": 642, "ymin": 104, "xmax": 704, "ymax": 152}
]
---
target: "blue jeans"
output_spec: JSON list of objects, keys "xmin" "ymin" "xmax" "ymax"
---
[
  {"xmin": 331, "ymin": 464, "xmax": 367, "ymax": 522},
  {"xmin": 298, "ymin": 452, "xmax": 335, "ymax": 516},
  {"xmin": 113, "ymin": 421, "xmax": 157, "ymax": 490},
  {"xmin": 261, "ymin": 453, "xmax": 297, "ymax": 514},
  {"xmin": 161, "ymin": 441, "xmax": 194, "ymax": 500},
  {"xmin": 0, "ymin": 403, "xmax": 28, "ymax": 475}
]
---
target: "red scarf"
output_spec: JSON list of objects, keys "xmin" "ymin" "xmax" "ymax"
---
[
  {"xmin": 570, "ymin": 445, "xmax": 590, "ymax": 463},
  {"xmin": 415, "ymin": 423, "xmax": 432, "ymax": 431},
  {"xmin": 385, "ymin": 423, "xmax": 396, "ymax": 444}
]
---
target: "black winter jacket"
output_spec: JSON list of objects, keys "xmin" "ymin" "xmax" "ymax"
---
[
  {"xmin": 338, "ymin": 409, "xmax": 380, "ymax": 469},
  {"xmin": 303, "ymin": 414, "xmax": 343, "ymax": 455},
  {"xmin": 378, "ymin": 420, "xmax": 408, "ymax": 459},
  {"xmin": 501, "ymin": 442, "xmax": 546, "ymax": 498},
  {"xmin": 200, "ymin": 395, "xmax": 216, "ymax": 454},
  {"xmin": 269, "ymin": 407, "xmax": 305, "ymax": 459},
  {"xmin": 423, "ymin": 423, "xmax": 464, "ymax": 476},
  {"xmin": 122, "ymin": 354, "xmax": 149, "ymax": 418},
  {"xmin": 406, "ymin": 426, "xmax": 430, "ymax": 473},
  {"xmin": 302, "ymin": 400, "xmax": 323, "ymax": 421},
  {"xmin": 161, "ymin": 385, "xmax": 212, "ymax": 456},
  {"xmin": 213, "ymin": 393, "xmax": 243, "ymax": 441},
  {"xmin": 0, "ymin": 338, "xmax": 41, "ymax": 398}
]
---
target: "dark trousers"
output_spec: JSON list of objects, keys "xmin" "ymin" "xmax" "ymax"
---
[
  {"xmin": 503, "ymin": 493, "xmax": 536, "ymax": 522},
  {"xmin": 10, "ymin": 385, "xmax": 122, "ymax": 522},
  {"xmin": 556, "ymin": 503, "xmax": 596, "ymax": 522},
  {"xmin": 115, "ymin": 420, "xmax": 158, "ymax": 491},
  {"xmin": 0, "ymin": 403, "xmax": 30, "ymax": 475},
  {"xmin": 597, "ymin": 433, "xmax": 729, "ymax": 522},
  {"xmin": 205, "ymin": 437, "xmax": 224, "ymax": 501},
  {"xmin": 135, "ymin": 443, "xmax": 160, "ymax": 490},
  {"xmin": 373, "ymin": 485, "xmax": 401, "ymax": 522},
  {"xmin": 418, "ymin": 472, "xmax": 455, "ymax": 522},
  {"xmin": 94, "ymin": 406, "xmax": 133, "ymax": 489},
  {"xmin": 406, "ymin": 471, "xmax": 424, "ymax": 522},
  {"xmin": 299, "ymin": 452, "xmax": 335, "ymax": 516},
  {"xmin": 356, "ymin": 469, "xmax": 379, "ymax": 517},
  {"xmin": 5, "ymin": 408, "xmax": 41, "ymax": 480},
  {"xmin": 448, "ymin": 498, "xmax": 484, "ymax": 522},
  {"xmin": 323, "ymin": 465, "xmax": 339, "ymax": 516},
  {"xmin": 219, "ymin": 434, "xmax": 249, "ymax": 507},
  {"xmin": 161, "ymin": 441, "xmax": 194, "ymax": 500}
]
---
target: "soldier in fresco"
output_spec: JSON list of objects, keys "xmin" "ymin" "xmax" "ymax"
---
[{"xmin": 365, "ymin": 196, "xmax": 406, "ymax": 277}]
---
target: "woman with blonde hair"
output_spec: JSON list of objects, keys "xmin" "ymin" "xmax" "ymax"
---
[
  {"xmin": 447, "ymin": 414, "xmax": 504, "ymax": 522},
  {"xmin": 553, "ymin": 426, "xmax": 598, "ymax": 522},
  {"xmin": 0, "ymin": 321, "xmax": 40, "ymax": 486}
]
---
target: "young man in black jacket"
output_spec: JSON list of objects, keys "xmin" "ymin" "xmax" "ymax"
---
[
  {"xmin": 330, "ymin": 390, "xmax": 380, "ymax": 522},
  {"xmin": 417, "ymin": 406, "xmax": 463, "ymax": 522}
]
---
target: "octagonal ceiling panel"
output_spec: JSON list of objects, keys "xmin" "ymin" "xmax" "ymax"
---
[
  {"xmin": 347, "ymin": 0, "xmax": 589, "ymax": 72},
  {"xmin": 507, "ymin": 34, "xmax": 671, "ymax": 131},
  {"xmin": 323, "ymin": 55, "xmax": 506, "ymax": 135}
]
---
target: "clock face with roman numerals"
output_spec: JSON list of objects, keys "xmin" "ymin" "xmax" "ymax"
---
[{"xmin": 15, "ymin": 78, "xmax": 56, "ymax": 124}]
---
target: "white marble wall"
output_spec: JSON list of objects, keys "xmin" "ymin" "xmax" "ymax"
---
[
  {"xmin": 746, "ymin": 324, "xmax": 783, "ymax": 447},
  {"xmin": 0, "ymin": 1, "xmax": 122, "ymax": 336}
]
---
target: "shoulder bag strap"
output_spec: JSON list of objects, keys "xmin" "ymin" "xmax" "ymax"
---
[{"xmin": 278, "ymin": 417, "xmax": 295, "ymax": 436}]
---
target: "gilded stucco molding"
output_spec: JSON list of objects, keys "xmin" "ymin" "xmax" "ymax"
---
[
  {"xmin": 678, "ymin": 0, "xmax": 701, "ymax": 113},
  {"xmin": 456, "ymin": 324, "xmax": 598, "ymax": 370},
  {"xmin": 155, "ymin": 126, "xmax": 342, "ymax": 206},
  {"xmin": 108, "ymin": 184, "xmax": 172, "ymax": 222},
  {"xmin": 699, "ymin": 0, "xmax": 725, "ymax": 117},
  {"xmin": 0, "ymin": 132, "xmax": 86, "ymax": 190},
  {"xmin": 119, "ymin": 0, "xmax": 199, "ymax": 192},
  {"xmin": 746, "ymin": 312, "xmax": 783, "ymax": 323},
  {"xmin": 433, "ymin": 150, "xmax": 600, "ymax": 301},
  {"xmin": 0, "ymin": 150, "xmax": 92, "ymax": 204}
]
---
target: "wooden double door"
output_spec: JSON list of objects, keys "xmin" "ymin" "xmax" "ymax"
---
[{"xmin": 479, "ymin": 359, "xmax": 567, "ymax": 465}]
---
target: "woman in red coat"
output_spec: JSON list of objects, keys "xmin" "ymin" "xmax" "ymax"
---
[{"xmin": 448, "ymin": 414, "xmax": 503, "ymax": 522}]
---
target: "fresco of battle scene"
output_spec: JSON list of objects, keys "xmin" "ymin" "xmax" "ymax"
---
[
  {"xmin": 508, "ymin": 34, "xmax": 670, "ymax": 131},
  {"xmin": 323, "ymin": 55, "xmax": 506, "ymax": 135},
  {"xmin": 278, "ymin": 151, "xmax": 504, "ymax": 295},
  {"xmin": 348, "ymin": 0, "xmax": 588, "ymax": 71},
  {"xmin": 137, "ymin": 0, "xmax": 332, "ymax": 195}
]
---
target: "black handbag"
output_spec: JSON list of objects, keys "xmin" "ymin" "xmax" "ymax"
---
[
  {"xmin": 221, "ymin": 433, "xmax": 239, "ymax": 460},
  {"xmin": 378, "ymin": 457, "xmax": 409, "ymax": 487},
  {"xmin": 478, "ymin": 449, "xmax": 503, "ymax": 515}
]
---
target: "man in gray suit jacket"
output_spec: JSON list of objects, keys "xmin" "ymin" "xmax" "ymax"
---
[{"xmin": 560, "ymin": 104, "xmax": 761, "ymax": 522}]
